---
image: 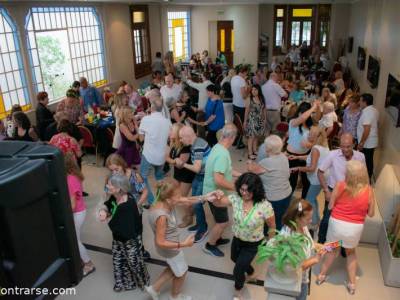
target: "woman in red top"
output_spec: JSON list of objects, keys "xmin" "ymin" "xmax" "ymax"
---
[
  {"xmin": 316, "ymin": 160, "xmax": 375, "ymax": 294},
  {"xmin": 49, "ymin": 119, "xmax": 82, "ymax": 160}
]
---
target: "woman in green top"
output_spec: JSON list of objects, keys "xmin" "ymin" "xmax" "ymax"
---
[{"xmin": 211, "ymin": 172, "xmax": 276, "ymax": 300}]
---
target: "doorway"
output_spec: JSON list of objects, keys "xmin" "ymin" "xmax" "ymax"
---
[{"xmin": 217, "ymin": 21, "xmax": 234, "ymax": 67}]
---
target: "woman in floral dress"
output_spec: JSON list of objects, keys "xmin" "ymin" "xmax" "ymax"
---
[{"xmin": 244, "ymin": 85, "xmax": 266, "ymax": 160}]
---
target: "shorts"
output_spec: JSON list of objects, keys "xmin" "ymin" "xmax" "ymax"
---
[
  {"xmin": 166, "ymin": 250, "xmax": 188, "ymax": 277},
  {"xmin": 208, "ymin": 201, "xmax": 229, "ymax": 223}
]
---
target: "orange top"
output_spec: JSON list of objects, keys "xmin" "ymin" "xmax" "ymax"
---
[{"xmin": 331, "ymin": 181, "xmax": 371, "ymax": 224}]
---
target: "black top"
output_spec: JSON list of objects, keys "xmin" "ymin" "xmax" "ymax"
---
[
  {"xmin": 170, "ymin": 145, "xmax": 195, "ymax": 184},
  {"xmin": 104, "ymin": 194, "xmax": 142, "ymax": 242},
  {"xmin": 12, "ymin": 128, "xmax": 34, "ymax": 142},
  {"xmin": 44, "ymin": 121, "xmax": 82, "ymax": 142},
  {"xmin": 35, "ymin": 103, "xmax": 54, "ymax": 140}
]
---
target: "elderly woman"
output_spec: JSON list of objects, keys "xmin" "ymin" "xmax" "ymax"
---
[
  {"xmin": 56, "ymin": 89, "xmax": 83, "ymax": 124},
  {"xmin": 99, "ymin": 174, "xmax": 150, "ymax": 292},
  {"xmin": 316, "ymin": 160, "xmax": 375, "ymax": 294},
  {"xmin": 341, "ymin": 94, "xmax": 361, "ymax": 138},
  {"xmin": 209, "ymin": 173, "xmax": 276, "ymax": 300},
  {"xmin": 247, "ymin": 135, "xmax": 292, "ymax": 230}
]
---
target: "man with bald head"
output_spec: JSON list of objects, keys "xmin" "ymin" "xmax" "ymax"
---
[
  {"xmin": 317, "ymin": 133, "xmax": 366, "ymax": 243},
  {"xmin": 178, "ymin": 125, "xmax": 211, "ymax": 242},
  {"xmin": 261, "ymin": 72, "xmax": 287, "ymax": 135},
  {"xmin": 139, "ymin": 97, "xmax": 171, "ymax": 204}
]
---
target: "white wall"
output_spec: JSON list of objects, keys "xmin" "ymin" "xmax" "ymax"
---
[
  {"xmin": 346, "ymin": 0, "xmax": 400, "ymax": 179},
  {"xmin": 191, "ymin": 5, "xmax": 259, "ymax": 69},
  {"xmin": 329, "ymin": 3, "xmax": 351, "ymax": 60}
]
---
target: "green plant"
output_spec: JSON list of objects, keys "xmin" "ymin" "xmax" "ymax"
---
[{"xmin": 257, "ymin": 228, "xmax": 311, "ymax": 274}]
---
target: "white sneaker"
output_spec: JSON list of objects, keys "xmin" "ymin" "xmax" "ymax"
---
[
  {"xmin": 145, "ymin": 286, "xmax": 160, "ymax": 300},
  {"xmin": 169, "ymin": 294, "xmax": 192, "ymax": 300}
]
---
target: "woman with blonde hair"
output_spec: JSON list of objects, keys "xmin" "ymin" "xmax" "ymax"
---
[
  {"xmin": 112, "ymin": 93, "xmax": 129, "ymax": 149},
  {"xmin": 65, "ymin": 153, "xmax": 95, "ymax": 276},
  {"xmin": 146, "ymin": 178, "xmax": 217, "ymax": 300},
  {"xmin": 116, "ymin": 107, "xmax": 140, "ymax": 168},
  {"xmin": 316, "ymin": 160, "xmax": 375, "ymax": 294},
  {"xmin": 292, "ymin": 126, "xmax": 330, "ymax": 230},
  {"xmin": 165, "ymin": 123, "xmax": 196, "ymax": 227}
]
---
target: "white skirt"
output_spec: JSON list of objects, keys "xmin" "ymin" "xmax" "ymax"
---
[
  {"xmin": 326, "ymin": 217, "xmax": 364, "ymax": 249},
  {"xmin": 166, "ymin": 250, "xmax": 188, "ymax": 278}
]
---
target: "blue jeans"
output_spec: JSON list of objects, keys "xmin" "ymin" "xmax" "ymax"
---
[
  {"xmin": 296, "ymin": 283, "xmax": 309, "ymax": 300},
  {"xmin": 270, "ymin": 193, "xmax": 293, "ymax": 230},
  {"xmin": 305, "ymin": 184, "xmax": 321, "ymax": 226},
  {"xmin": 318, "ymin": 188, "xmax": 332, "ymax": 243},
  {"xmin": 139, "ymin": 155, "xmax": 165, "ymax": 204},
  {"xmin": 192, "ymin": 174, "xmax": 207, "ymax": 232}
]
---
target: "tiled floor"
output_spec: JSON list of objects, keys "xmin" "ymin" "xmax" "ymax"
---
[{"xmin": 60, "ymin": 148, "xmax": 400, "ymax": 300}]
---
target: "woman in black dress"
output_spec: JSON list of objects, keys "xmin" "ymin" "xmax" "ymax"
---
[{"xmin": 165, "ymin": 123, "xmax": 196, "ymax": 228}]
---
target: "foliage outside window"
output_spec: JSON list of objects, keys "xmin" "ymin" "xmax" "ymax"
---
[{"xmin": 26, "ymin": 7, "xmax": 106, "ymax": 102}]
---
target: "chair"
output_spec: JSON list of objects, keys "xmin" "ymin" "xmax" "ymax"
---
[{"xmin": 78, "ymin": 126, "xmax": 98, "ymax": 166}]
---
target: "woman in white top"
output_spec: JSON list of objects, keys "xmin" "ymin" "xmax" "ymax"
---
[
  {"xmin": 281, "ymin": 199, "xmax": 326, "ymax": 300},
  {"xmin": 291, "ymin": 126, "xmax": 330, "ymax": 229},
  {"xmin": 112, "ymin": 94, "xmax": 129, "ymax": 149}
]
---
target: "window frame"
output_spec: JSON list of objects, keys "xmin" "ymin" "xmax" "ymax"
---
[
  {"xmin": 273, "ymin": 4, "xmax": 330, "ymax": 55},
  {"xmin": 25, "ymin": 6, "xmax": 107, "ymax": 102},
  {"xmin": 167, "ymin": 11, "xmax": 191, "ymax": 62},
  {"xmin": 0, "ymin": 7, "xmax": 30, "ymax": 119},
  {"xmin": 130, "ymin": 5, "xmax": 152, "ymax": 79}
]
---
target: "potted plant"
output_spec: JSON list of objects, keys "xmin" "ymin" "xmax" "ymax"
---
[{"xmin": 257, "ymin": 229, "xmax": 311, "ymax": 284}]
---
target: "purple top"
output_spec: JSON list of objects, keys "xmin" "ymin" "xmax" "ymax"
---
[
  {"xmin": 342, "ymin": 107, "xmax": 361, "ymax": 139},
  {"xmin": 318, "ymin": 149, "xmax": 365, "ymax": 189}
]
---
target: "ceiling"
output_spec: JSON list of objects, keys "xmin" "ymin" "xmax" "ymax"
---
[{"xmin": 6, "ymin": 0, "xmax": 358, "ymax": 4}]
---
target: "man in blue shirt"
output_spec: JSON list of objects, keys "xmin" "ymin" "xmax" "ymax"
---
[{"xmin": 79, "ymin": 77, "xmax": 102, "ymax": 111}]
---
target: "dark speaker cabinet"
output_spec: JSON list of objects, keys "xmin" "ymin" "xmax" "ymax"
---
[{"xmin": 0, "ymin": 141, "xmax": 82, "ymax": 299}]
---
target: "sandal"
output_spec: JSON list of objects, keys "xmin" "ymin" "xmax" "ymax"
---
[
  {"xmin": 345, "ymin": 281, "xmax": 356, "ymax": 295},
  {"xmin": 247, "ymin": 154, "xmax": 256, "ymax": 160},
  {"xmin": 83, "ymin": 264, "xmax": 96, "ymax": 277},
  {"xmin": 316, "ymin": 274, "xmax": 328, "ymax": 285}
]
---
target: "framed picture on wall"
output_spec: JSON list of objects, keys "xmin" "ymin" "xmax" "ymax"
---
[
  {"xmin": 385, "ymin": 74, "xmax": 400, "ymax": 127},
  {"xmin": 367, "ymin": 55, "xmax": 380, "ymax": 89},
  {"xmin": 357, "ymin": 46, "xmax": 366, "ymax": 70},
  {"xmin": 348, "ymin": 37, "xmax": 353, "ymax": 53}
]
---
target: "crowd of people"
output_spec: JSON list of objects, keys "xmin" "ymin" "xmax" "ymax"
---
[{"xmin": 0, "ymin": 44, "xmax": 380, "ymax": 300}]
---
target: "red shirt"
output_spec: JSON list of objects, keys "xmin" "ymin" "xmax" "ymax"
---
[{"xmin": 331, "ymin": 181, "xmax": 371, "ymax": 224}]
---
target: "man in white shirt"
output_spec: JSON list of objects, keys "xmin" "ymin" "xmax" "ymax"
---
[
  {"xmin": 231, "ymin": 66, "xmax": 249, "ymax": 122},
  {"xmin": 160, "ymin": 73, "xmax": 182, "ymax": 116},
  {"xmin": 261, "ymin": 72, "xmax": 287, "ymax": 135},
  {"xmin": 139, "ymin": 97, "xmax": 172, "ymax": 204},
  {"xmin": 286, "ymin": 45, "xmax": 300, "ymax": 64},
  {"xmin": 357, "ymin": 93, "xmax": 379, "ymax": 179},
  {"xmin": 185, "ymin": 71, "xmax": 212, "ymax": 111}
]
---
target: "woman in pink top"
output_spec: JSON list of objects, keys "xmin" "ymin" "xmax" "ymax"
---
[
  {"xmin": 316, "ymin": 160, "xmax": 375, "ymax": 294},
  {"xmin": 65, "ymin": 153, "xmax": 95, "ymax": 277}
]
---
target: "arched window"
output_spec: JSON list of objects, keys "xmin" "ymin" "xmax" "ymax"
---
[
  {"xmin": 0, "ymin": 7, "xmax": 29, "ymax": 119},
  {"xmin": 26, "ymin": 7, "xmax": 106, "ymax": 101}
]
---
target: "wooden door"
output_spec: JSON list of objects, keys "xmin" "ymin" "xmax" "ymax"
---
[{"xmin": 217, "ymin": 21, "xmax": 234, "ymax": 67}]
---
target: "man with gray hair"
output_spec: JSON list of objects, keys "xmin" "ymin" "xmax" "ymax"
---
[
  {"xmin": 202, "ymin": 123, "xmax": 242, "ymax": 257},
  {"xmin": 138, "ymin": 97, "xmax": 171, "ymax": 204},
  {"xmin": 261, "ymin": 72, "xmax": 287, "ymax": 135},
  {"xmin": 79, "ymin": 76, "xmax": 102, "ymax": 111}
]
